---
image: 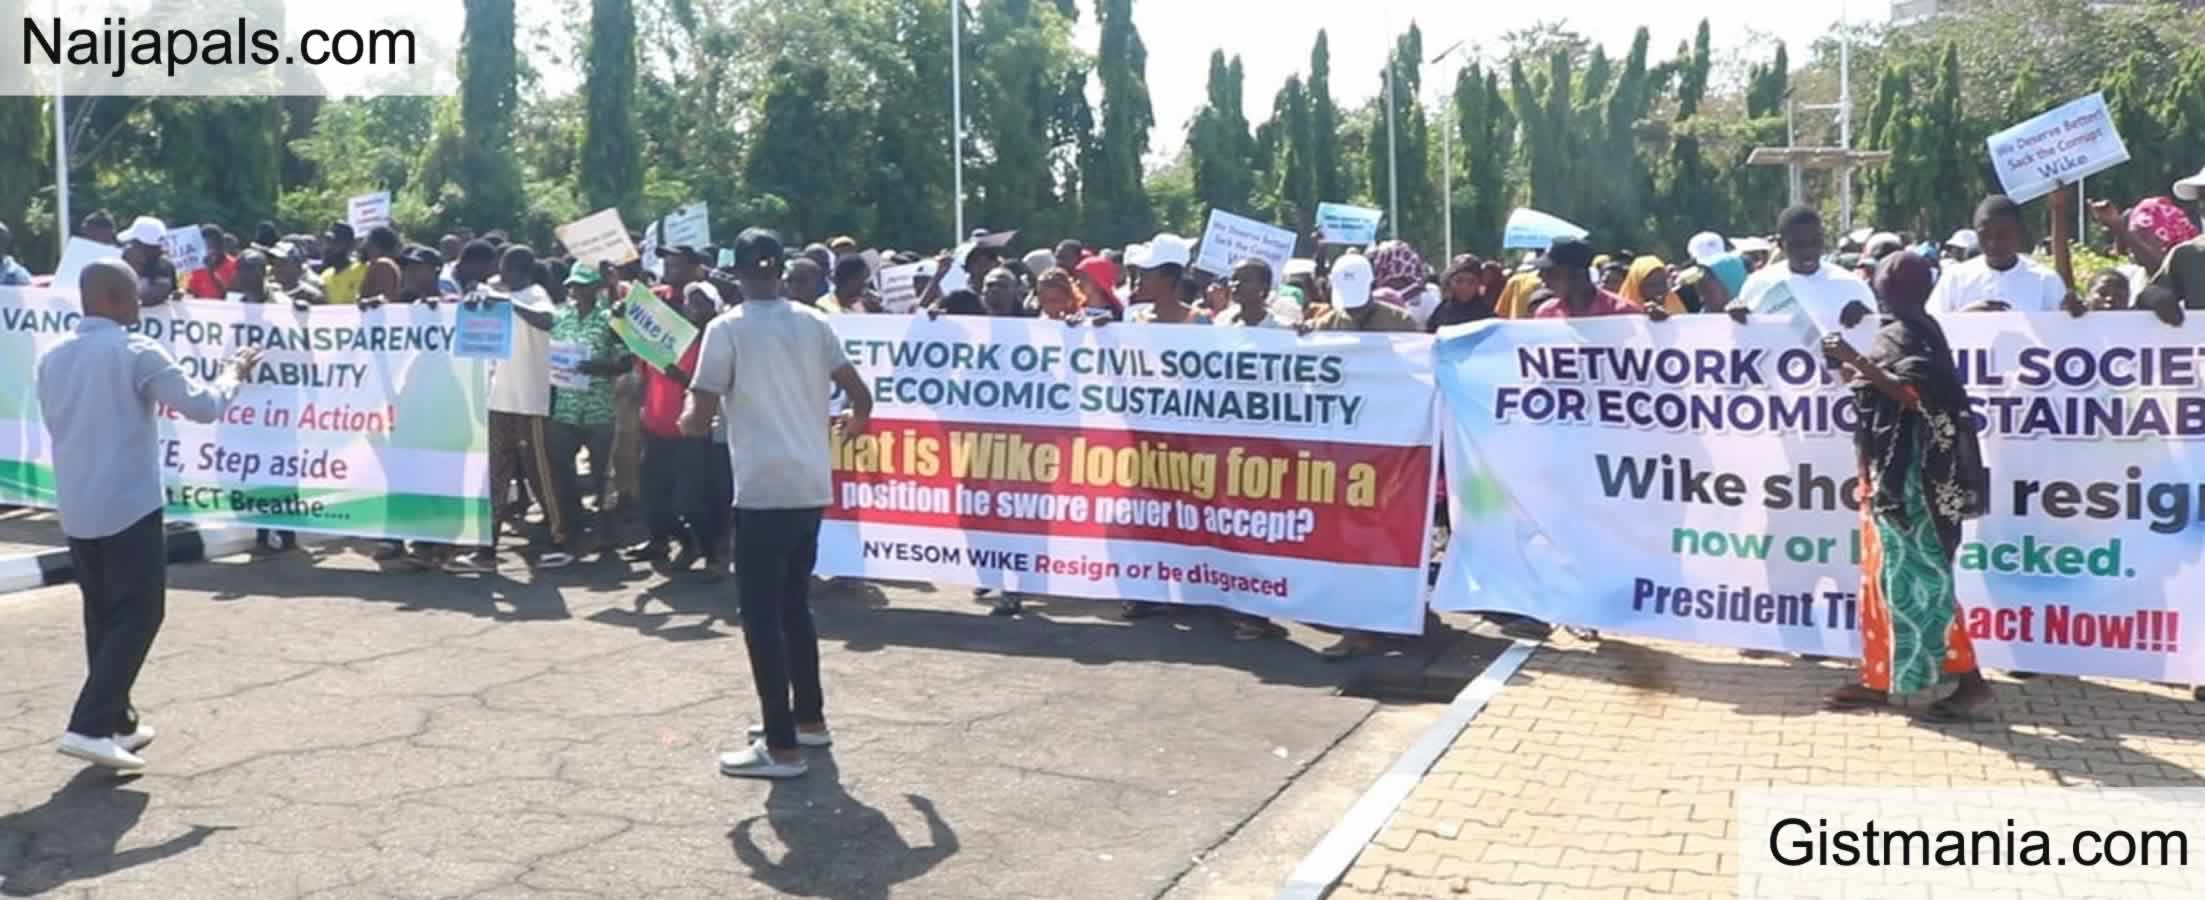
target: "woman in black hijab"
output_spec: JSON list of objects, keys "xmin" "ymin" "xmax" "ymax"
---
[{"xmin": 1821, "ymin": 251, "xmax": 1994, "ymax": 721}]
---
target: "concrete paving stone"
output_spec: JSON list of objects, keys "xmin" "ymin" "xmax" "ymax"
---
[{"xmin": 4, "ymin": 546, "xmax": 1489, "ymax": 900}]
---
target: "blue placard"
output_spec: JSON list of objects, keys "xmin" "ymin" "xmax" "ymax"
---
[
  {"xmin": 1315, "ymin": 202, "xmax": 1383, "ymax": 245},
  {"xmin": 452, "ymin": 302, "xmax": 514, "ymax": 361}
]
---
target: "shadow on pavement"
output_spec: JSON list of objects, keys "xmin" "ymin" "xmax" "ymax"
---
[
  {"xmin": 1545, "ymin": 637, "xmax": 2205, "ymax": 787},
  {"xmin": 0, "ymin": 769, "xmax": 232, "ymax": 897},
  {"xmin": 728, "ymin": 754, "xmax": 956, "ymax": 900}
]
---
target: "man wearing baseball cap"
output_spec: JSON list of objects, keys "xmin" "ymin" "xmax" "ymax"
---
[
  {"xmin": 1301, "ymin": 251, "xmax": 1422, "ymax": 333},
  {"xmin": 121, "ymin": 216, "xmax": 177, "ymax": 305},
  {"xmin": 319, "ymin": 221, "xmax": 368, "ymax": 305},
  {"xmin": 681, "ymin": 228, "xmax": 875, "ymax": 780}
]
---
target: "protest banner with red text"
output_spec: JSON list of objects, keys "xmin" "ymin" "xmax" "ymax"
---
[
  {"xmin": 820, "ymin": 317, "xmax": 1440, "ymax": 634},
  {"xmin": 0, "ymin": 288, "xmax": 492, "ymax": 543},
  {"xmin": 1433, "ymin": 314, "xmax": 2205, "ymax": 682}
]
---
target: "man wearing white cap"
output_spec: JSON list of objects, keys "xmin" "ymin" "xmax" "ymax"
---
[
  {"xmin": 1944, "ymin": 228, "xmax": 1980, "ymax": 263},
  {"xmin": 121, "ymin": 216, "xmax": 178, "ymax": 305},
  {"xmin": 1300, "ymin": 252, "xmax": 1419, "ymax": 334}
]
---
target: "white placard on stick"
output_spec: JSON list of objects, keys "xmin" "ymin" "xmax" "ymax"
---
[
  {"xmin": 1193, "ymin": 209, "xmax": 1296, "ymax": 280},
  {"xmin": 53, "ymin": 237, "xmax": 121, "ymax": 287},
  {"xmin": 348, "ymin": 191, "xmax": 392, "ymax": 233},
  {"xmin": 1987, "ymin": 92, "xmax": 2131, "ymax": 204},
  {"xmin": 662, "ymin": 202, "xmax": 710, "ymax": 248},
  {"xmin": 876, "ymin": 261, "xmax": 926, "ymax": 313},
  {"xmin": 555, "ymin": 208, "xmax": 641, "ymax": 267},
  {"xmin": 162, "ymin": 227, "xmax": 208, "ymax": 273}
]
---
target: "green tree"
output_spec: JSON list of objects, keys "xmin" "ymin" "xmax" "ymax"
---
[
  {"xmin": 2103, "ymin": 54, "xmax": 2172, "ymax": 209},
  {"xmin": 1453, "ymin": 63, "xmax": 1514, "ymax": 255},
  {"xmin": 745, "ymin": 58, "xmax": 856, "ymax": 243},
  {"xmin": 416, "ymin": 0, "xmax": 526, "ymax": 233},
  {"xmin": 1586, "ymin": 29, "xmax": 1655, "ymax": 253},
  {"xmin": 1188, "ymin": 51, "xmax": 1257, "ymax": 220},
  {"xmin": 1367, "ymin": 24, "xmax": 1436, "ymax": 251},
  {"xmin": 1269, "ymin": 75, "xmax": 1319, "ymax": 237},
  {"xmin": 1735, "ymin": 44, "xmax": 1789, "ymax": 230},
  {"xmin": 1867, "ymin": 64, "xmax": 1917, "ymax": 229},
  {"xmin": 1088, "ymin": 0, "xmax": 1153, "ymax": 243},
  {"xmin": 1309, "ymin": 31, "xmax": 1346, "ymax": 206},
  {"xmin": 580, "ymin": 0, "xmax": 642, "ymax": 224},
  {"xmin": 862, "ymin": 0, "xmax": 956, "ymax": 249},
  {"xmin": 1657, "ymin": 21, "xmax": 1720, "ymax": 250},
  {"xmin": 0, "ymin": 96, "xmax": 47, "ymax": 260},
  {"xmin": 1922, "ymin": 42, "xmax": 1974, "ymax": 233}
]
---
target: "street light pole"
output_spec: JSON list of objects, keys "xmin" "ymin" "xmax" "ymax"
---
[
  {"xmin": 950, "ymin": 0, "xmax": 964, "ymax": 243},
  {"xmin": 1429, "ymin": 41, "xmax": 1466, "ymax": 257},
  {"xmin": 1385, "ymin": 62, "xmax": 1398, "ymax": 240}
]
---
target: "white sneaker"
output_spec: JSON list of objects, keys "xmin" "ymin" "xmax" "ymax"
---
[
  {"xmin": 745, "ymin": 724, "xmax": 833, "ymax": 747},
  {"xmin": 718, "ymin": 739, "xmax": 808, "ymax": 779},
  {"xmin": 114, "ymin": 722, "xmax": 157, "ymax": 753},
  {"xmin": 58, "ymin": 733, "xmax": 146, "ymax": 771}
]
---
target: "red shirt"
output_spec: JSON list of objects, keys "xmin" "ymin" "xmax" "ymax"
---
[
  {"xmin": 640, "ymin": 340, "xmax": 701, "ymax": 439},
  {"xmin": 1532, "ymin": 288, "xmax": 1646, "ymax": 318},
  {"xmin": 186, "ymin": 256, "xmax": 239, "ymax": 299}
]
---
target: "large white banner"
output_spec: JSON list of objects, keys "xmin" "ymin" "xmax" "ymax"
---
[
  {"xmin": 1, "ymin": 288, "xmax": 492, "ymax": 543},
  {"xmin": 1434, "ymin": 313, "xmax": 2205, "ymax": 682},
  {"xmin": 820, "ymin": 317, "xmax": 1441, "ymax": 634}
]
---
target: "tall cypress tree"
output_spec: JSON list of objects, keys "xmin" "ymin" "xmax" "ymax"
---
[
  {"xmin": 746, "ymin": 59, "xmax": 847, "ymax": 242},
  {"xmin": 1737, "ymin": 44, "xmax": 1789, "ymax": 228},
  {"xmin": 867, "ymin": 0, "xmax": 955, "ymax": 249},
  {"xmin": 1455, "ymin": 64, "xmax": 1513, "ymax": 255},
  {"xmin": 1272, "ymin": 76, "xmax": 1318, "ymax": 236},
  {"xmin": 1309, "ymin": 31, "xmax": 1346, "ymax": 206},
  {"xmin": 1089, "ymin": 0, "xmax": 1154, "ymax": 244},
  {"xmin": 1658, "ymin": 22, "xmax": 1717, "ymax": 248},
  {"xmin": 581, "ymin": 0, "xmax": 642, "ymax": 224},
  {"xmin": 1367, "ymin": 24, "xmax": 1434, "ymax": 250},
  {"xmin": 1924, "ymin": 42, "xmax": 1972, "ymax": 233},
  {"xmin": 419, "ymin": 0, "xmax": 524, "ymax": 231},
  {"xmin": 1189, "ymin": 51, "xmax": 1257, "ymax": 219}
]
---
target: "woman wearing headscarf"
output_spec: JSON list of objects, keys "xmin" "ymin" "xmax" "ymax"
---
[
  {"xmin": 1821, "ymin": 252, "xmax": 1994, "ymax": 721},
  {"xmin": 2090, "ymin": 195, "xmax": 2199, "ymax": 276},
  {"xmin": 1367, "ymin": 240, "xmax": 1439, "ymax": 326},
  {"xmin": 1073, "ymin": 255, "xmax": 1124, "ymax": 320},
  {"xmin": 1494, "ymin": 271, "xmax": 1546, "ymax": 319},
  {"xmin": 1427, "ymin": 254, "xmax": 1495, "ymax": 332},
  {"xmin": 1619, "ymin": 255, "xmax": 1687, "ymax": 314}
]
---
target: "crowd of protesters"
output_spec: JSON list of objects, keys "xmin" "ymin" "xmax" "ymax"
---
[{"xmin": 10, "ymin": 163, "xmax": 2205, "ymax": 749}]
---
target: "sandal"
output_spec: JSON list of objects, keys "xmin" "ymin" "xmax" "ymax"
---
[
  {"xmin": 1233, "ymin": 620, "xmax": 1287, "ymax": 641},
  {"xmin": 1320, "ymin": 634, "xmax": 1380, "ymax": 661},
  {"xmin": 1824, "ymin": 685, "xmax": 1889, "ymax": 711}
]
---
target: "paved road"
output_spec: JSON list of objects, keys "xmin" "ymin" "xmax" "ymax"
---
[
  {"xmin": 0, "ymin": 508, "xmax": 62, "ymax": 559},
  {"xmin": 0, "ymin": 544, "xmax": 1482, "ymax": 900}
]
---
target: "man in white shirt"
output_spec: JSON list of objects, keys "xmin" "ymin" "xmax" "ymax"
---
[
  {"xmin": 1928, "ymin": 195, "xmax": 2076, "ymax": 314},
  {"xmin": 682, "ymin": 228, "xmax": 874, "ymax": 780},
  {"xmin": 1727, "ymin": 205, "xmax": 1876, "ymax": 340},
  {"xmin": 450, "ymin": 245, "xmax": 570, "ymax": 573},
  {"xmin": 37, "ymin": 261, "xmax": 260, "ymax": 770}
]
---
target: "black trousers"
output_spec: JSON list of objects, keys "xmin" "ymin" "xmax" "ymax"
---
[
  {"xmin": 545, "ymin": 420, "xmax": 613, "ymax": 546},
  {"xmin": 734, "ymin": 507, "xmax": 825, "ymax": 751},
  {"xmin": 66, "ymin": 509, "xmax": 166, "ymax": 737},
  {"xmin": 641, "ymin": 433, "xmax": 731, "ymax": 559}
]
